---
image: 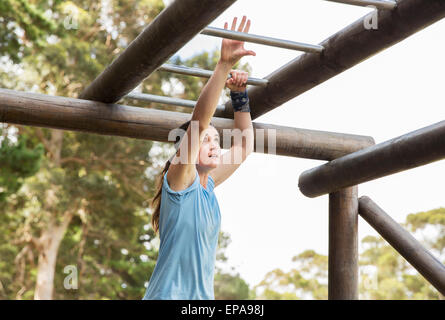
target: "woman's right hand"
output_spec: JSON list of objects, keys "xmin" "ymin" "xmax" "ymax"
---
[
  {"xmin": 220, "ymin": 16, "xmax": 256, "ymax": 67},
  {"xmin": 226, "ymin": 70, "xmax": 248, "ymax": 92}
]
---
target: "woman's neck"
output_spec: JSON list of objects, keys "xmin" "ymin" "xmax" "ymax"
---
[{"xmin": 197, "ymin": 169, "xmax": 210, "ymax": 190}]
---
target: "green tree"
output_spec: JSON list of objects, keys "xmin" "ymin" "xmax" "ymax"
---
[
  {"xmin": 214, "ymin": 231, "xmax": 250, "ymax": 300},
  {"xmin": 254, "ymin": 208, "xmax": 445, "ymax": 300},
  {"xmin": 253, "ymin": 250, "xmax": 328, "ymax": 300},
  {"xmin": 214, "ymin": 272, "xmax": 250, "ymax": 300},
  {"xmin": 0, "ymin": 0, "xmax": 252, "ymax": 300},
  {"xmin": 0, "ymin": 0, "xmax": 168, "ymax": 300},
  {"xmin": 359, "ymin": 207, "xmax": 445, "ymax": 300},
  {"xmin": 0, "ymin": 0, "xmax": 59, "ymax": 63},
  {"xmin": 0, "ymin": 132, "xmax": 44, "ymax": 202}
]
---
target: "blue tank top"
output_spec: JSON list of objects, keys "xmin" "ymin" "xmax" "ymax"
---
[{"xmin": 142, "ymin": 168, "xmax": 221, "ymax": 300}]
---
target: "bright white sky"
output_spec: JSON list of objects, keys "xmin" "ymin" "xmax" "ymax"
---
[{"xmin": 164, "ymin": 0, "xmax": 445, "ymax": 287}]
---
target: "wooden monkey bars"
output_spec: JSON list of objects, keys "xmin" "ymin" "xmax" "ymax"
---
[
  {"xmin": 0, "ymin": 88, "xmax": 374, "ymax": 161},
  {"xmin": 2, "ymin": 0, "xmax": 445, "ymax": 301},
  {"xmin": 222, "ymin": 0, "xmax": 445, "ymax": 120}
]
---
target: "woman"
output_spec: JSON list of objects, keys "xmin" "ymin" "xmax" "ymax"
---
[{"xmin": 143, "ymin": 16, "xmax": 256, "ymax": 300}]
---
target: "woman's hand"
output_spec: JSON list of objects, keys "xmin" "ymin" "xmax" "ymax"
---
[
  {"xmin": 220, "ymin": 16, "xmax": 256, "ymax": 67},
  {"xmin": 226, "ymin": 70, "xmax": 248, "ymax": 92}
]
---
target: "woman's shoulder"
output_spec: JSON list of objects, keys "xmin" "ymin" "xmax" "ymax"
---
[{"xmin": 163, "ymin": 168, "xmax": 199, "ymax": 196}]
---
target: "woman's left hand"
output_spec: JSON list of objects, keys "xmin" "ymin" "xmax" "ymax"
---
[{"xmin": 226, "ymin": 70, "xmax": 248, "ymax": 92}]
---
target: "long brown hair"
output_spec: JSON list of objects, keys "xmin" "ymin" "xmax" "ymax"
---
[{"xmin": 150, "ymin": 120, "xmax": 216, "ymax": 234}]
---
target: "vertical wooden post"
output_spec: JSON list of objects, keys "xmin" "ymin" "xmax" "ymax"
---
[{"xmin": 328, "ymin": 186, "xmax": 358, "ymax": 299}]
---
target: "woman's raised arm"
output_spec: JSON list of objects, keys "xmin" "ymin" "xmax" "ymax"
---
[{"xmin": 167, "ymin": 16, "xmax": 255, "ymax": 192}]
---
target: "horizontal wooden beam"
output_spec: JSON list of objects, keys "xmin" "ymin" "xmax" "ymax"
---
[
  {"xmin": 0, "ymin": 88, "xmax": 374, "ymax": 160},
  {"xmin": 325, "ymin": 0, "xmax": 397, "ymax": 10},
  {"xmin": 218, "ymin": 0, "xmax": 445, "ymax": 119},
  {"xmin": 79, "ymin": 0, "xmax": 236, "ymax": 103},
  {"xmin": 299, "ymin": 121, "xmax": 445, "ymax": 197},
  {"xmin": 359, "ymin": 196, "xmax": 445, "ymax": 295}
]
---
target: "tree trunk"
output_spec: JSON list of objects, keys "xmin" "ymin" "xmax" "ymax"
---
[
  {"xmin": 49, "ymin": 129, "xmax": 63, "ymax": 166},
  {"xmin": 33, "ymin": 128, "xmax": 69, "ymax": 300},
  {"xmin": 34, "ymin": 212, "xmax": 72, "ymax": 300}
]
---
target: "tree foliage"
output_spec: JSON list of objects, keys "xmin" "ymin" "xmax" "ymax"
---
[
  {"xmin": 254, "ymin": 250, "xmax": 328, "ymax": 300},
  {"xmin": 254, "ymin": 208, "xmax": 445, "ymax": 300},
  {"xmin": 0, "ymin": 133, "xmax": 44, "ymax": 202},
  {"xmin": 0, "ymin": 0, "xmax": 59, "ymax": 63},
  {"xmin": 0, "ymin": 0, "xmax": 252, "ymax": 299}
]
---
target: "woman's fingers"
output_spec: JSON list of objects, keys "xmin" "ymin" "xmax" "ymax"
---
[
  {"xmin": 229, "ymin": 72, "xmax": 236, "ymax": 87},
  {"xmin": 236, "ymin": 71, "xmax": 245, "ymax": 87},
  {"xmin": 230, "ymin": 71, "xmax": 238, "ymax": 87},
  {"xmin": 228, "ymin": 70, "xmax": 249, "ymax": 88},
  {"xmin": 229, "ymin": 16, "xmax": 250, "ymax": 33},
  {"xmin": 244, "ymin": 19, "xmax": 251, "ymax": 33},
  {"xmin": 231, "ymin": 17, "xmax": 237, "ymax": 31},
  {"xmin": 237, "ymin": 16, "xmax": 246, "ymax": 32},
  {"xmin": 226, "ymin": 77, "xmax": 233, "ymax": 88},
  {"xmin": 233, "ymin": 16, "xmax": 251, "ymax": 34}
]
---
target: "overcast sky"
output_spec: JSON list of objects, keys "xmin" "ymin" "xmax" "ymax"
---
[{"xmin": 163, "ymin": 0, "xmax": 445, "ymax": 287}]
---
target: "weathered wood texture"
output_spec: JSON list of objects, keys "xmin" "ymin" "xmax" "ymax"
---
[
  {"xmin": 299, "ymin": 121, "xmax": 445, "ymax": 197},
  {"xmin": 359, "ymin": 196, "xmax": 445, "ymax": 295},
  {"xmin": 0, "ymin": 88, "xmax": 374, "ymax": 160},
  {"xmin": 79, "ymin": 0, "xmax": 236, "ymax": 103},
  {"xmin": 325, "ymin": 0, "xmax": 397, "ymax": 10},
  {"xmin": 329, "ymin": 186, "xmax": 359, "ymax": 300}
]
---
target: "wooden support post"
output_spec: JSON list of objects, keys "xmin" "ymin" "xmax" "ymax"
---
[
  {"xmin": 359, "ymin": 196, "xmax": 445, "ymax": 296},
  {"xmin": 329, "ymin": 186, "xmax": 359, "ymax": 300}
]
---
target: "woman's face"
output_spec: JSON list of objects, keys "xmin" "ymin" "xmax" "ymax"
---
[{"xmin": 197, "ymin": 126, "xmax": 221, "ymax": 170}]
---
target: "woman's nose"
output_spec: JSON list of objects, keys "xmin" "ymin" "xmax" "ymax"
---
[{"xmin": 210, "ymin": 142, "xmax": 219, "ymax": 152}]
